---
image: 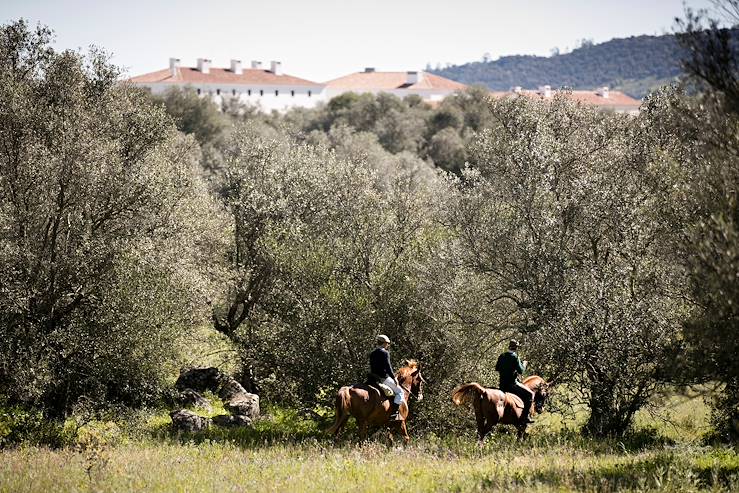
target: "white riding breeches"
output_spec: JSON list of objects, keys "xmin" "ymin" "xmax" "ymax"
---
[{"xmin": 382, "ymin": 376, "xmax": 405, "ymax": 405}]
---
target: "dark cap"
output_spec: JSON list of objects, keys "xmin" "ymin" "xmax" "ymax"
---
[{"xmin": 508, "ymin": 339, "xmax": 519, "ymax": 350}]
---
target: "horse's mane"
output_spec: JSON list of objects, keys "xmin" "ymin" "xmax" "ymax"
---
[
  {"xmin": 396, "ymin": 360, "xmax": 419, "ymax": 381},
  {"xmin": 523, "ymin": 375, "xmax": 546, "ymax": 390}
]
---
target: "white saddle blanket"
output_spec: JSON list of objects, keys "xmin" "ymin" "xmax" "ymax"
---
[{"xmin": 377, "ymin": 383, "xmax": 394, "ymax": 397}]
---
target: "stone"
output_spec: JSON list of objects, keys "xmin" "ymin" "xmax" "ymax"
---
[
  {"xmin": 212, "ymin": 414, "xmax": 252, "ymax": 428},
  {"xmin": 225, "ymin": 392, "xmax": 260, "ymax": 419},
  {"xmin": 169, "ymin": 409, "xmax": 211, "ymax": 432},
  {"xmin": 175, "ymin": 367, "xmax": 223, "ymax": 392},
  {"xmin": 178, "ymin": 389, "xmax": 212, "ymax": 412},
  {"xmin": 217, "ymin": 377, "xmax": 248, "ymax": 401}
]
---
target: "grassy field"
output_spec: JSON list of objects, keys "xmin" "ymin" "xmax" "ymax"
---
[{"xmin": 1, "ymin": 392, "xmax": 737, "ymax": 492}]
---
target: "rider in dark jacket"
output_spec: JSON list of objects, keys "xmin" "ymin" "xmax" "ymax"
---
[
  {"xmin": 495, "ymin": 339, "xmax": 535, "ymax": 423},
  {"xmin": 369, "ymin": 334, "xmax": 404, "ymax": 420}
]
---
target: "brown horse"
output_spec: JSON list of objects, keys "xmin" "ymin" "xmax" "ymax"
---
[
  {"xmin": 326, "ymin": 360, "xmax": 425, "ymax": 444},
  {"xmin": 452, "ymin": 375, "xmax": 549, "ymax": 441}
]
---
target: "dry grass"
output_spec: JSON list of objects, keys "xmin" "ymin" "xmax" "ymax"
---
[{"xmin": 0, "ymin": 392, "xmax": 736, "ymax": 492}]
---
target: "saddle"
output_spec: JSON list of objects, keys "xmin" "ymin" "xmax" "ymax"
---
[
  {"xmin": 491, "ymin": 387, "xmax": 525, "ymax": 409},
  {"xmin": 365, "ymin": 373, "xmax": 394, "ymax": 398}
]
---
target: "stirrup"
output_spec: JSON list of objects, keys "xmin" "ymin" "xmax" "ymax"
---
[{"xmin": 389, "ymin": 403, "xmax": 402, "ymax": 421}]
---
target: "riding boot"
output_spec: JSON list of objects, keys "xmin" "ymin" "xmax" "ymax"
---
[
  {"xmin": 521, "ymin": 405, "xmax": 534, "ymax": 424},
  {"xmin": 389, "ymin": 401, "xmax": 402, "ymax": 421}
]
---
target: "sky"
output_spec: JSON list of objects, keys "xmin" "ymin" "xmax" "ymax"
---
[{"xmin": 1, "ymin": 0, "xmax": 716, "ymax": 82}]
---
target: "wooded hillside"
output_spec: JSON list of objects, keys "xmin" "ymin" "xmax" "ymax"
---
[{"xmin": 430, "ymin": 31, "xmax": 738, "ymax": 97}]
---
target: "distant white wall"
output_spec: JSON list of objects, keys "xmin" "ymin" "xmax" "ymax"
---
[
  {"xmin": 323, "ymin": 87, "xmax": 459, "ymax": 102},
  {"xmin": 133, "ymin": 82, "xmax": 324, "ymax": 112},
  {"xmin": 132, "ymin": 81, "xmax": 461, "ymax": 112}
]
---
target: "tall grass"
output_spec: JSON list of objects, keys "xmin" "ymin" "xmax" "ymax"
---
[{"xmin": 1, "ymin": 392, "xmax": 737, "ymax": 492}]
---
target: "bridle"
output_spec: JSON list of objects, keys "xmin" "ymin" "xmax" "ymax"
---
[{"xmin": 400, "ymin": 373, "xmax": 426, "ymax": 400}]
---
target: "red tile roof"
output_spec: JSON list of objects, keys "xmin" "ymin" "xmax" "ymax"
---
[
  {"xmin": 490, "ymin": 88, "xmax": 640, "ymax": 109},
  {"xmin": 567, "ymin": 90, "xmax": 641, "ymax": 108},
  {"xmin": 325, "ymin": 71, "xmax": 466, "ymax": 91},
  {"xmin": 129, "ymin": 67, "xmax": 322, "ymax": 87}
]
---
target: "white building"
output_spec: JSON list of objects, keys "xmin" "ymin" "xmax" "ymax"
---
[
  {"xmin": 324, "ymin": 68, "xmax": 467, "ymax": 102},
  {"xmin": 129, "ymin": 58, "xmax": 324, "ymax": 112}
]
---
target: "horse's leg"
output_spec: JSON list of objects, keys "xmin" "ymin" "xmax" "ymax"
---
[
  {"xmin": 517, "ymin": 424, "xmax": 527, "ymax": 441},
  {"xmin": 400, "ymin": 420, "xmax": 410, "ymax": 445},
  {"xmin": 332, "ymin": 412, "xmax": 350, "ymax": 443},
  {"xmin": 474, "ymin": 403, "xmax": 486, "ymax": 442},
  {"xmin": 358, "ymin": 420, "xmax": 369, "ymax": 442},
  {"xmin": 480, "ymin": 420, "xmax": 495, "ymax": 442}
]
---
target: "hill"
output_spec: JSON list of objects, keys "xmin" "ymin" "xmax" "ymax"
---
[{"xmin": 429, "ymin": 32, "xmax": 735, "ymax": 98}]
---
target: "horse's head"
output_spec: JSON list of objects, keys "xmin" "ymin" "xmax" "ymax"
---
[
  {"xmin": 523, "ymin": 375, "xmax": 550, "ymax": 414},
  {"xmin": 533, "ymin": 381, "xmax": 549, "ymax": 414},
  {"xmin": 398, "ymin": 359, "xmax": 426, "ymax": 401}
]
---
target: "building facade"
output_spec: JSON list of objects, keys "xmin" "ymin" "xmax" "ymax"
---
[
  {"xmin": 323, "ymin": 68, "xmax": 467, "ymax": 102},
  {"xmin": 129, "ymin": 58, "xmax": 324, "ymax": 112},
  {"xmin": 129, "ymin": 59, "xmax": 642, "ymax": 114}
]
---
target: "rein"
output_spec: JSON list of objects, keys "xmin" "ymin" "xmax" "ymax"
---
[{"xmin": 400, "ymin": 379, "xmax": 422, "ymax": 400}]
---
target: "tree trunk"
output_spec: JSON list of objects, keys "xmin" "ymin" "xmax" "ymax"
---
[{"xmin": 584, "ymin": 382, "xmax": 635, "ymax": 437}]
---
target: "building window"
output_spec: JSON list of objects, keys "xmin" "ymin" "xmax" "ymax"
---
[
  {"xmin": 216, "ymin": 89, "xmax": 221, "ymax": 95},
  {"xmin": 275, "ymin": 90, "xmax": 279, "ymax": 96},
  {"xmin": 308, "ymin": 90, "xmax": 312, "ymax": 97},
  {"xmin": 232, "ymin": 89, "xmax": 236, "ymax": 96},
  {"xmin": 291, "ymin": 90, "xmax": 295, "ymax": 97},
  {"xmin": 197, "ymin": 88, "xmax": 201, "ymax": 95},
  {"xmin": 260, "ymin": 89, "xmax": 263, "ymax": 96},
  {"xmin": 248, "ymin": 89, "xmax": 251, "ymax": 96}
]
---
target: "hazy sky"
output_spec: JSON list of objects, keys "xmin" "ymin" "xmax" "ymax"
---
[{"xmin": 2, "ymin": 0, "xmax": 715, "ymax": 82}]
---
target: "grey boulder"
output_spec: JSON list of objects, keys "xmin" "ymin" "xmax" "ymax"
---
[
  {"xmin": 178, "ymin": 389, "xmax": 212, "ymax": 412},
  {"xmin": 225, "ymin": 393, "xmax": 260, "ymax": 419},
  {"xmin": 170, "ymin": 409, "xmax": 211, "ymax": 432},
  {"xmin": 218, "ymin": 377, "xmax": 248, "ymax": 401},
  {"xmin": 175, "ymin": 367, "xmax": 223, "ymax": 392},
  {"xmin": 212, "ymin": 414, "xmax": 253, "ymax": 427}
]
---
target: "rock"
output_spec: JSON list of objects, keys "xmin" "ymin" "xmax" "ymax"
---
[
  {"xmin": 175, "ymin": 367, "xmax": 223, "ymax": 392},
  {"xmin": 225, "ymin": 393, "xmax": 260, "ymax": 419},
  {"xmin": 170, "ymin": 409, "xmax": 211, "ymax": 432},
  {"xmin": 217, "ymin": 377, "xmax": 248, "ymax": 401},
  {"xmin": 212, "ymin": 414, "xmax": 252, "ymax": 428},
  {"xmin": 178, "ymin": 389, "xmax": 212, "ymax": 412}
]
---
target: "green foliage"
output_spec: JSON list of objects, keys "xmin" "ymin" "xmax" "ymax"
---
[
  {"xmin": 0, "ymin": 406, "xmax": 74, "ymax": 448},
  {"xmin": 0, "ymin": 20, "xmax": 226, "ymax": 418},
  {"xmin": 447, "ymin": 92, "xmax": 689, "ymax": 436},
  {"xmin": 213, "ymin": 127, "xmax": 468, "ymax": 411},
  {"xmin": 157, "ymin": 86, "xmax": 227, "ymax": 146},
  {"xmin": 667, "ymin": 2, "xmax": 739, "ymax": 442},
  {"xmin": 280, "ymin": 88, "xmax": 494, "ymax": 174}
]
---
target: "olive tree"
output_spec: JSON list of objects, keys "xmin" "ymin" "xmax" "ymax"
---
[
  {"xmin": 674, "ymin": 1, "xmax": 739, "ymax": 439},
  {"xmin": 0, "ymin": 20, "xmax": 224, "ymax": 417},
  {"xmin": 213, "ymin": 126, "xmax": 472, "ymax": 413},
  {"xmin": 450, "ymin": 93, "xmax": 688, "ymax": 436}
]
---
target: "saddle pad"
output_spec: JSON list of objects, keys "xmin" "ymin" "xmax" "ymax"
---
[
  {"xmin": 377, "ymin": 383, "xmax": 394, "ymax": 397},
  {"xmin": 504, "ymin": 393, "xmax": 525, "ymax": 410}
]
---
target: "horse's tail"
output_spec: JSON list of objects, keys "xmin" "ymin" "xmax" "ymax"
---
[
  {"xmin": 326, "ymin": 386, "xmax": 351, "ymax": 434},
  {"xmin": 452, "ymin": 382, "xmax": 487, "ymax": 407}
]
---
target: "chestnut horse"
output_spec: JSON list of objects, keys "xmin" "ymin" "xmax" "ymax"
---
[
  {"xmin": 452, "ymin": 375, "xmax": 549, "ymax": 441},
  {"xmin": 326, "ymin": 360, "xmax": 425, "ymax": 444}
]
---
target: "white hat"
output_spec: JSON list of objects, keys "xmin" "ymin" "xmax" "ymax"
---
[{"xmin": 376, "ymin": 334, "xmax": 391, "ymax": 344}]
